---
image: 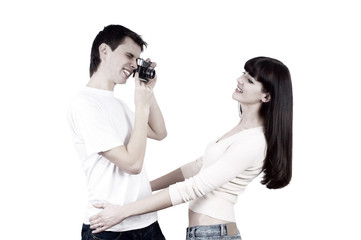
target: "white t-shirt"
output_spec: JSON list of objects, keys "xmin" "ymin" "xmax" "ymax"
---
[
  {"xmin": 169, "ymin": 127, "xmax": 266, "ymax": 222},
  {"xmin": 67, "ymin": 87, "xmax": 157, "ymax": 231}
]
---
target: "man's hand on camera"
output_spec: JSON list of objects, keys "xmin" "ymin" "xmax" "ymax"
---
[{"xmin": 145, "ymin": 58, "xmax": 157, "ymax": 89}]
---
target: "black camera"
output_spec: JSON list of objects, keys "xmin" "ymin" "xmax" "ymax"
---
[{"xmin": 133, "ymin": 58, "xmax": 156, "ymax": 82}]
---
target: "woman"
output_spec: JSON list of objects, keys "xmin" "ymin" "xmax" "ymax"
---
[{"xmin": 89, "ymin": 56, "xmax": 293, "ymax": 239}]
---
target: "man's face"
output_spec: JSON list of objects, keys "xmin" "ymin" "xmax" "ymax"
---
[{"xmin": 103, "ymin": 37, "xmax": 142, "ymax": 85}]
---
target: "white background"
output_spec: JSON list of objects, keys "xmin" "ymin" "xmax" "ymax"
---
[{"xmin": 0, "ymin": 0, "xmax": 360, "ymax": 239}]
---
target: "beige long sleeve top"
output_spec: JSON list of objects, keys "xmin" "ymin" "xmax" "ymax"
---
[{"xmin": 168, "ymin": 126, "xmax": 266, "ymax": 222}]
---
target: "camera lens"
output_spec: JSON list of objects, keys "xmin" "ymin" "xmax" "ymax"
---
[{"xmin": 145, "ymin": 68, "xmax": 156, "ymax": 79}]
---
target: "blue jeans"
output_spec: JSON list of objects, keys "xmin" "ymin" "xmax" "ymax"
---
[
  {"xmin": 186, "ymin": 224, "xmax": 242, "ymax": 240},
  {"xmin": 81, "ymin": 221, "xmax": 165, "ymax": 240}
]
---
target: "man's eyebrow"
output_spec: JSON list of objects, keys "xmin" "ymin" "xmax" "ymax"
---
[{"xmin": 126, "ymin": 52, "xmax": 135, "ymax": 58}]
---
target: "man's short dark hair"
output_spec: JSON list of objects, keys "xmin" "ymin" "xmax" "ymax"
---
[{"xmin": 89, "ymin": 25, "xmax": 147, "ymax": 77}]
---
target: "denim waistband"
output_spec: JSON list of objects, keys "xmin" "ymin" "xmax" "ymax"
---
[{"xmin": 186, "ymin": 223, "xmax": 239, "ymax": 238}]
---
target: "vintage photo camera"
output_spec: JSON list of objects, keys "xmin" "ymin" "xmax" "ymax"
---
[{"xmin": 133, "ymin": 58, "xmax": 156, "ymax": 82}]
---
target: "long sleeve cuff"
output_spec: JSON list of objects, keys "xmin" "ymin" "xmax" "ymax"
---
[{"xmin": 168, "ymin": 184, "xmax": 183, "ymax": 206}]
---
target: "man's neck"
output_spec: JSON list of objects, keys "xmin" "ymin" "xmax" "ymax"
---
[{"xmin": 87, "ymin": 72, "xmax": 115, "ymax": 91}]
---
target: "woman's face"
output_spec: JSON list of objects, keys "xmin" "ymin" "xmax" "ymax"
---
[{"xmin": 232, "ymin": 72, "xmax": 269, "ymax": 105}]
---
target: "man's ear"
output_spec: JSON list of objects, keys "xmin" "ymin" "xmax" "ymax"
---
[
  {"xmin": 99, "ymin": 43, "xmax": 108, "ymax": 59},
  {"xmin": 261, "ymin": 93, "xmax": 271, "ymax": 103}
]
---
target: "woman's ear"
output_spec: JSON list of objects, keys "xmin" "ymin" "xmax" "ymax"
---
[{"xmin": 261, "ymin": 93, "xmax": 271, "ymax": 103}]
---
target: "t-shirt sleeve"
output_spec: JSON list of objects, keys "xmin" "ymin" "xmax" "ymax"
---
[
  {"xmin": 168, "ymin": 134, "xmax": 265, "ymax": 205},
  {"xmin": 69, "ymin": 100, "xmax": 124, "ymax": 156}
]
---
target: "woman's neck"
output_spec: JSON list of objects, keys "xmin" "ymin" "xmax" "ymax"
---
[{"xmin": 238, "ymin": 106, "xmax": 263, "ymax": 129}]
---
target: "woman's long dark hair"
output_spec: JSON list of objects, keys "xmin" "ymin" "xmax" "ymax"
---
[{"xmin": 245, "ymin": 57, "xmax": 293, "ymax": 189}]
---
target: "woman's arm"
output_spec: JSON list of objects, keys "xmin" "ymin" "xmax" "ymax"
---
[
  {"xmin": 90, "ymin": 157, "xmax": 203, "ymax": 233},
  {"xmin": 90, "ymin": 189, "xmax": 172, "ymax": 233},
  {"xmin": 151, "ymin": 168, "xmax": 184, "ymax": 191},
  {"xmin": 90, "ymin": 135, "xmax": 263, "ymax": 233},
  {"xmin": 150, "ymin": 157, "xmax": 203, "ymax": 191}
]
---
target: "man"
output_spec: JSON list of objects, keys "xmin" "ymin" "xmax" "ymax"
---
[{"xmin": 67, "ymin": 25, "xmax": 167, "ymax": 239}]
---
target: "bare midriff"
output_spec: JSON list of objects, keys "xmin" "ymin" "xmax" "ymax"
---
[{"xmin": 188, "ymin": 209, "xmax": 232, "ymax": 227}]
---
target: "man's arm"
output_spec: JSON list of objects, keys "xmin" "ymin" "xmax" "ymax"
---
[
  {"xmin": 143, "ymin": 59, "xmax": 167, "ymax": 141},
  {"xmin": 147, "ymin": 95, "xmax": 167, "ymax": 140},
  {"xmin": 101, "ymin": 106, "xmax": 149, "ymax": 174},
  {"xmin": 100, "ymin": 77, "xmax": 152, "ymax": 174}
]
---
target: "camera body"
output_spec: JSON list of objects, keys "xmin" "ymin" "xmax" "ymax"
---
[{"xmin": 134, "ymin": 58, "xmax": 156, "ymax": 82}]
